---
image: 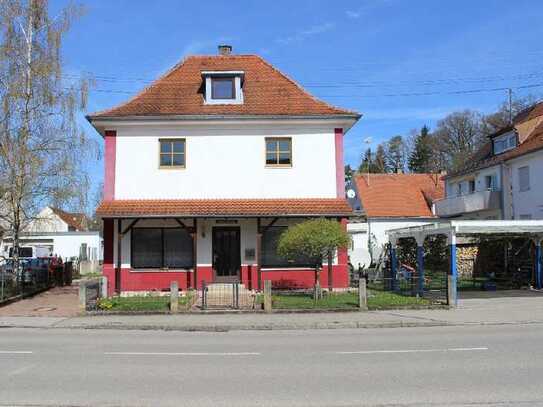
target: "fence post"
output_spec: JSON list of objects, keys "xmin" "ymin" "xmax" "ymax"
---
[
  {"xmin": 314, "ymin": 281, "xmax": 322, "ymax": 301},
  {"xmin": 170, "ymin": 281, "xmax": 179, "ymax": 313},
  {"xmin": 358, "ymin": 278, "xmax": 368, "ymax": 311},
  {"xmin": 263, "ymin": 280, "xmax": 272, "ymax": 313},
  {"xmin": 78, "ymin": 281, "xmax": 87, "ymax": 313},
  {"xmin": 202, "ymin": 280, "xmax": 207, "ymax": 310},
  {"xmin": 101, "ymin": 276, "xmax": 108, "ymax": 298}
]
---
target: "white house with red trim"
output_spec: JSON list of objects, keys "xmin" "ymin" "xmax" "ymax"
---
[{"xmin": 87, "ymin": 46, "xmax": 359, "ymax": 296}]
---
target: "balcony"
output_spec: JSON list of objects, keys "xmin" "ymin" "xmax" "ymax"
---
[{"xmin": 435, "ymin": 189, "xmax": 502, "ymax": 217}]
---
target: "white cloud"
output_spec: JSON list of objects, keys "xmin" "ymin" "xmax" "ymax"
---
[
  {"xmin": 276, "ymin": 22, "xmax": 336, "ymax": 45},
  {"xmin": 346, "ymin": 0, "xmax": 393, "ymax": 19}
]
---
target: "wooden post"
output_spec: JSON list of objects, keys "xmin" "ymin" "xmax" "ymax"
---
[
  {"xmin": 78, "ymin": 282, "xmax": 87, "ymax": 313},
  {"xmin": 192, "ymin": 218, "xmax": 198, "ymax": 290},
  {"xmin": 314, "ymin": 281, "xmax": 322, "ymax": 301},
  {"xmin": 327, "ymin": 251, "xmax": 333, "ymax": 291},
  {"xmin": 116, "ymin": 219, "xmax": 122, "ymax": 294},
  {"xmin": 263, "ymin": 280, "xmax": 272, "ymax": 313},
  {"xmin": 170, "ymin": 281, "xmax": 179, "ymax": 313},
  {"xmin": 358, "ymin": 278, "xmax": 368, "ymax": 311}
]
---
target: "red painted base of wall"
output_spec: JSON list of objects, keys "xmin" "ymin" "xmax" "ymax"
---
[{"xmin": 102, "ymin": 263, "xmax": 349, "ymax": 295}]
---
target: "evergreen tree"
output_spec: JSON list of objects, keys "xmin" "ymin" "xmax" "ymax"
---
[
  {"xmin": 374, "ymin": 144, "xmax": 387, "ymax": 173},
  {"xmin": 358, "ymin": 148, "xmax": 373, "ymax": 173},
  {"xmin": 408, "ymin": 125, "xmax": 433, "ymax": 173}
]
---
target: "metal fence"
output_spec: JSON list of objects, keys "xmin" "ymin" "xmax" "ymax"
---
[
  {"xmin": 0, "ymin": 259, "xmax": 72, "ymax": 304},
  {"xmin": 200, "ymin": 282, "xmax": 258, "ymax": 310}
]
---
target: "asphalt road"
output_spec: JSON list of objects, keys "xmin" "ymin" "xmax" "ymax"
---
[{"xmin": 1, "ymin": 325, "xmax": 543, "ymax": 406}]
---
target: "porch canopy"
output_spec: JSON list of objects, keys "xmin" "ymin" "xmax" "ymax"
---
[
  {"xmin": 386, "ymin": 220, "xmax": 543, "ymax": 306},
  {"xmin": 96, "ymin": 198, "xmax": 353, "ymax": 293}
]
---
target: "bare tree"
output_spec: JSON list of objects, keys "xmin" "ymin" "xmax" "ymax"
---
[
  {"xmin": 0, "ymin": 0, "xmax": 92, "ymax": 274},
  {"xmin": 433, "ymin": 110, "xmax": 484, "ymax": 171},
  {"xmin": 481, "ymin": 95, "xmax": 538, "ymax": 136}
]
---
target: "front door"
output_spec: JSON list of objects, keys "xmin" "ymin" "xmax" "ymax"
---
[{"xmin": 212, "ymin": 227, "xmax": 241, "ymax": 282}]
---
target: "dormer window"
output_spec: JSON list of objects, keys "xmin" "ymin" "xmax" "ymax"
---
[
  {"xmin": 493, "ymin": 131, "xmax": 517, "ymax": 155},
  {"xmin": 211, "ymin": 77, "xmax": 235, "ymax": 99},
  {"xmin": 202, "ymin": 71, "xmax": 244, "ymax": 105}
]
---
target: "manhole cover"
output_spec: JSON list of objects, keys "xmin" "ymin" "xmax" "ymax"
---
[{"xmin": 33, "ymin": 307, "xmax": 57, "ymax": 312}]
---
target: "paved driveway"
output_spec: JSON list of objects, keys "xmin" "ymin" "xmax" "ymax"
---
[{"xmin": 0, "ymin": 285, "xmax": 79, "ymax": 317}]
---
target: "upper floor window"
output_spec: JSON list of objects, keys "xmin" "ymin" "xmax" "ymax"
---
[
  {"xmin": 202, "ymin": 71, "xmax": 244, "ymax": 105},
  {"xmin": 159, "ymin": 139, "xmax": 185, "ymax": 168},
  {"xmin": 211, "ymin": 77, "xmax": 235, "ymax": 99},
  {"xmin": 518, "ymin": 166, "xmax": 530, "ymax": 192},
  {"xmin": 493, "ymin": 132, "xmax": 517, "ymax": 155},
  {"xmin": 485, "ymin": 174, "xmax": 497, "ymax": 190},
  {"xmin": 266, "ymin": 137, "xmax": 292, "ymax": 166}
]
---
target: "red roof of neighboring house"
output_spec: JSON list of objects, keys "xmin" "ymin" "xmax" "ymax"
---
[
  {"xmin": 446, "ymin": 121, "xmax": 543, "ymax": 178},
  {"xmin": 51, "ymin": 207, "xmax": 88, "ymax": 231},
  {"xmin": 96, "ymin": 199, "xmax": 353, "ymax": 218},
  {"xmin": 354, "ymin": 174, "xmax": 444, "ymax": 218},
  {"xmin": 514, "ymin": 101, "xmax": 543, "ymax": 124},
  {"xmin": 87, "ymin": 55, "xmax": 359, "ymax": 119}
]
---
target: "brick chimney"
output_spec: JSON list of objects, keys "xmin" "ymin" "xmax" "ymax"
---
[{"xmin": 218, "ymin": 45, "xmax": 232, "ymax": 55}]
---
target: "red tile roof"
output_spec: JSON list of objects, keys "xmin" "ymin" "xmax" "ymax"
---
[
  {"xmin": 51, "ymin": 207, "xmax": 88, "ymax": 231},
  {"xmin": 446, "ymin": 121, "xmax": 543, "ymax": 178},
  {"xmin": 514, "ymin": 100, "xmax": 543, "ymax": 124},
  {"xmin": 87, "ymin": 55, "xmax": 359, "ymax": 119},
  {"xmin": 355, "ymin": 174, "xmax": 444, "ymax": 218},
  {"xmin": 96, "ymin": 199, "xmax": 353, "ymax": 218}
]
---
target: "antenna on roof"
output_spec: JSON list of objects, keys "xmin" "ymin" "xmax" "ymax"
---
[
  {"xmin": 508, "ymin": 88, "xmax": 513, "ymax": 124},
  {"xmin": 364, "ymin": 137, "xmax": 372, "ymax": 186}
]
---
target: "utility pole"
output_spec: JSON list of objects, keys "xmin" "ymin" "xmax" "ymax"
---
[{"xmin": 508, "ymin": 88, "xmax": 513, "ymax": 125}]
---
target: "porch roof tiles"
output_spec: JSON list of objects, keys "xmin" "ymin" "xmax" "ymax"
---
[{"xmin": 96, "ymin": 198, "xmax": 353, "ymax": 218}]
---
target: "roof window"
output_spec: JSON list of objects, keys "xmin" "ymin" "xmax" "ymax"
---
[{"xmin": 202, "ymin": 71, "xmax": 244, "ymax": 105}]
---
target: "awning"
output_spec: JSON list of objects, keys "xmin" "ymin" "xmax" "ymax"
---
[{"xmin": 96, "ymin": 198, "xmax": 353, "ymax": 218}]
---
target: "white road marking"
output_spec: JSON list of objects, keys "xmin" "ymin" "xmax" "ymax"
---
[
  {"xmin": 104, "ymin": 352, "xmax": 261, "ymax": 356},
  {"xmin": 336, "ymin": 347, "xmax": 488, "ymax": 355},
  {"xmin": 0, "ymin": 351, "xmax": 33, "ymax": 354}
]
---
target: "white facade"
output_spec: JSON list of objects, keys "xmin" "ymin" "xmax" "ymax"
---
[
  {"xmin": 114, "ymin": 218, "xmax": 338, "ymax": 269},
  {"xmin": 2, "ymin": 231, "xmax": 101, "ymax": 261},
  {"xmin": 442, "ymin": 148, "xmax": 543, "ymax": 220},
  {"xmin": 112, "ymin": 121, "xmax": 339, "ymax": 200},
  {"xmin": 348, "ymin": 218, "xmax": 434, "ymax": 268},
  {"xmin": 507, "ymin": 150, "xmax": 543, "ymax": 220}
]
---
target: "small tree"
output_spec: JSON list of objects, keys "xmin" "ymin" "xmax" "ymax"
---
[{"xmin": 277, "ymin": 219, "xmax": 351, "ymax": 289}]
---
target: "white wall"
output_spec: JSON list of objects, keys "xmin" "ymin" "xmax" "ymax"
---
[
  {"xmin": 2, "ymin": 232, "xmax": 101, "ymax": 261},
  {"xmin": 347, "ymin": 222, "xmax": 370, "ymax": 269},
  {"xmin": 445, "ymin": 165, "xmax": 501, "ymax": 198},
  {"xmin": 114, "ymin": 123, "xmax": 337, "ymax": 199},
  {"xmin": 116, "ymin": 217, "xmax": 337, "ymax": 269},
  {"xmin": 27, "ymin": 207, "xmax": 69, "ymax": 233},
  {"xmin": 508, "ymin": 150, "xmax": 543, "ymax": 219},
  {"xmin": 368, "ymin": 218, "xmax": 435, "ymax": 263}
]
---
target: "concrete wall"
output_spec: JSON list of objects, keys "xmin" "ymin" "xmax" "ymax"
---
[{"xmin": 113, "ymin": 123, "xmax": 338, "ymax": 199}]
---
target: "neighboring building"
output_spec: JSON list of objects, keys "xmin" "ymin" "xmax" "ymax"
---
[
  {"xmin": 437, "ymin": 102, "xmax": 543, "ymax": 220},
  {"xmin": 87, "ymin": 46, "xmax": 359, "ymax": 295},
  {"xmin": 1, "ymin": 206, "xmax": 101, "ymax": 261},
  {"xmin": 348, "ymin": 173, "xmax": 444, "ymax": 268}
]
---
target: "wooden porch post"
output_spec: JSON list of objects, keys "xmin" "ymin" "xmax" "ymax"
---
[
  {"xmin": 115, "ymin": 218, "xmax": 122, "ymax": 295},
  {"xmin": 192, "ymin": 218, "xmax": 198, "ymax": 289},
  {"xmin": 256, "ymin": 217, "xmax": 262, "ymax": 291}
]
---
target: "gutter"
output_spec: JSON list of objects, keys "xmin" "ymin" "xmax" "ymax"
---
[{"xmin": 86, "ymin": 113, "xmax": 362, "ymax": 123}]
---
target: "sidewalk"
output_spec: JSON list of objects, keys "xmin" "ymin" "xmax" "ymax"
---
[{"xmin": 2, "ymin": 294, "xmax": 543, "ymax": 331}]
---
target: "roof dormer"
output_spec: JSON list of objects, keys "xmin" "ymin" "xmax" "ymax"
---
[
  {"xmin": 201, "ymin": 45, "xmax": 244, "ymax": 105},
  {"xmin": 202, "ymin": 70, "xmax": 244, "ymax": 105}
]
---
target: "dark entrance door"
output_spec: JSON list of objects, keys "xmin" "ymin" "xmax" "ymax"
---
[{"xmin": 212, "ymin": 227, "xmax": 241, "ymax": 282}]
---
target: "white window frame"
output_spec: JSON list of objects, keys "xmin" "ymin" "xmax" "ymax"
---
[{"xmin": 203, "ymin": 71, "xmax": 244, "ymax": 105}]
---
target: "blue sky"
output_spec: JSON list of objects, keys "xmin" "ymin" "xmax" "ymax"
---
[{"xmin": 52, "ymin": 0, "xmax": 543, "ymax": 203}]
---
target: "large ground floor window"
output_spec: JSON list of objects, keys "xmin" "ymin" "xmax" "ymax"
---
[
  {"xmin": 131, "ymin": 228, "xmax": 193, "ymax": 269},
  {"xmin": 261, "ymin": 226, "xmax": 316, "ymax": 268}
]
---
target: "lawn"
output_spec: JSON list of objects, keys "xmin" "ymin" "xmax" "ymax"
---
[
  {"xmin": 271, "ymin": 290, "xmax": 431, "ymax": 310},
  {"xmin": 97, "ymin": 293, "xmax": 194, "ymax": 312}
]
